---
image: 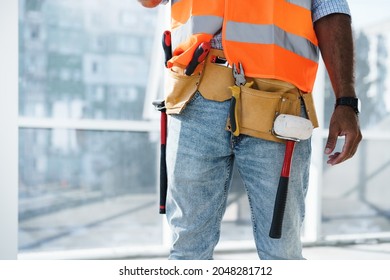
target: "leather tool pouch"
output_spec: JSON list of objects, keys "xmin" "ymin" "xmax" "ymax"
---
[
  {"xmin": 164, "ymin": 49, "xmax": 232, "ymax": 114},
  {"xmin": 197, "ymin": 49, "xmax": 234, "ymax": 102},
  {"xmin": 227, "ymin": 78, "xmax": 319, "ymax": 143},
  {"xmin": 164, "ymin": 66, "xmax": 202, "ymax": 114}
]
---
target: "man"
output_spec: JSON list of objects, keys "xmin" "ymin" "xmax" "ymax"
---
[{"xmin": 138, "ymin": 0, "xmax": 362, "ymax": 259}]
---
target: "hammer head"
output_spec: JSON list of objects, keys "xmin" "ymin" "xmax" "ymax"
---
[{"xmin": 273, "ymin": 114, "xmax": 313, "ymax": 141}]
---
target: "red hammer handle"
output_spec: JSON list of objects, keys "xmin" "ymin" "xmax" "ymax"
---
[{"xmin": 269, "ymin": 140, "xmax": 296, "ymax": 239}]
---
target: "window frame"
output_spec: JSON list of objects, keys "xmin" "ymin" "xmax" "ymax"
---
[{"xmin": 0, "ymin": 0, "xmax": 18, "ymax": 260}]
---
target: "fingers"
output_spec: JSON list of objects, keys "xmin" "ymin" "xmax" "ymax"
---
[
  {"xmin": 325, "ymin": 107, "xmax": 362, "ymax": 166},
  {"xmin": 326, "ymin": 133, "xmax": 358, "ymax": 165},
  {"xmin": 326, "ymin": 132, "xmax": 362, "ymax": 166},
  {"xmin": 324, "ymin": 128, "xmax": 338, "ymax": 156}
]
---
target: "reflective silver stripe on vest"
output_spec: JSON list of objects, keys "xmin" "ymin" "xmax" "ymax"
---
[
  {"xmin": 225, "ymin": 21, "xmax": 319, "ymax": 62},
  {"xmin": 172, "ymin": 15, "xmax": 223, "ymax": 50},
  {"xmin": 285, "ymin": 0, "xmax": 312, "ymax": 10}
]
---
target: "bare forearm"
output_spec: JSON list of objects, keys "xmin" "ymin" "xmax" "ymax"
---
[
  {"xmin": 314, "ymin": 13, "xmax": 355, "ymax": 98},
  {"xmin": 315, "ymin": 13, "xmax": 361, "ymax": 165},
  {"xmin": 138, "ymin": 0, "xmax": 162, "ymax": 8}
]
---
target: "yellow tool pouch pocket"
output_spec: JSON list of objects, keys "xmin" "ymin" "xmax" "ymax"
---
[
  {"xmin": 197, "ymin": 49, "xmax": 234, "ymax": 102},
  {"xmin": 164, "ymin": 66, "xmax": 201, "ymax": 114},
  {"xmin": 164, "ymin": 49, "xmax": 233, "ymax": 114},
  {"xmin": 237, "ymin": 86, "xmax": 301, "ymax": 142},
  {"xmin": 228, "ymin": 77, "xmax": 319, "ymax": 143}
]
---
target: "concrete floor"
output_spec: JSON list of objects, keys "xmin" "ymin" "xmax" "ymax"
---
[
  {"xmin": 18, "ymin": 193, "xmax": 390, "ymax": 261},
  {"xmin": 214, "ymin": 242, "xmax": 390, "ymax": 260}
]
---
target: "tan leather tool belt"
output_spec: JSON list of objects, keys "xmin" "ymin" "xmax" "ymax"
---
[{"xmin": 164, "ymin": 48, "xmax": 318, "ymax": 142}]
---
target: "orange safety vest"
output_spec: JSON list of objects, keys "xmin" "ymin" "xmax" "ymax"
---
[{"xmin": 168, "ymin": 0, "xmax": 319, "ymax": 93}]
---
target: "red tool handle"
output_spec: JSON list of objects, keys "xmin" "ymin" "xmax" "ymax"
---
[
  {"xmin": 162, "ymin": 30, "xmax": 172, "ymax": 68},
  {"xmin": 184, "ymin": 41, "xmax": 211, "ymax": 76},
  {"xmin": 269, "ymin": 140, "xmax": 296, "ymax": 239},
  {"xmin": 152, "ymin": 100, "xmax": 168, "ymax": 214},
  {"xmin": 159, "ymin": 111, "xmax": 168, "ymax": 214}
]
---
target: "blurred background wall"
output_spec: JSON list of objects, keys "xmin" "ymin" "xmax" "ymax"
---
[{"xmin": 2, "ymin": 0, "xmax": 390, "ymax": 259}]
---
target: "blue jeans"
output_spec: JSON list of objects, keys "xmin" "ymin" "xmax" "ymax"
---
[{"xmin": 166, "ymin": 92, "xmax": 311, "ymax": 260}]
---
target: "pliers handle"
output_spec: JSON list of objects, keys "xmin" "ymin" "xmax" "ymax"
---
[{"xmin": 232, "ymin": 63, "xmax": 246, "ymax": 86}]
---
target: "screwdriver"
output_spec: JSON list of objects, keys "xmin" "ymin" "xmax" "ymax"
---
[
  {"xmin": 162, "ymin": 30, "xmax": 172, "ymax": 67},
  {"xmin": 184, "ymin": 41, "xmax": 211, "ymax": 76}
]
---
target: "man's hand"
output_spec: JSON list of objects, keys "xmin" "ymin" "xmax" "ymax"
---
[
  {"xmin": 325, "ymin": 106, "xmax": 362, "ymax": 165},
  {"xmin": 138, "ymin": 0, "xmax": 162, "ymax": 8},
  {"xmin": 314, "ymin": 13, "xmax": 362, "ymax": 165}
]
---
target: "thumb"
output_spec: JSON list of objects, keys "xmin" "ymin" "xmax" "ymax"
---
[{"xmin": 325, "ymin": 130, "xmax": 338, "ymax": 155}]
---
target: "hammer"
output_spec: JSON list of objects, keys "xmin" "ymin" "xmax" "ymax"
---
[
  {"xmin": 152, "ymin": 100, "xmax": 168, "ymax": 214},
  {"xmin": 269, "ymin": 114, "xmax": 313, "ymax": 239}
]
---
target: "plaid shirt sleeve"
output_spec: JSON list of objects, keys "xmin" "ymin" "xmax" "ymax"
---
[{"xmin": 312, "ymin": 0, "xmax": 351, "ymax": 22}]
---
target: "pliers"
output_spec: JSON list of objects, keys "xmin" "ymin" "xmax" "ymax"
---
[
  {"xmin": 233, "ymin": 63, "xmax": 246, "ymax": 86},
  {"xmin": 229, "ymin": 63, "xmax": 247, "ymax": 136}
]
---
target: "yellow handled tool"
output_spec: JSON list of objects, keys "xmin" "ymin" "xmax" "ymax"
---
[
  {"xmin": 229, "ymin": 63, "xmax": 253, "ymax": 136},
  {"xmin": 229, "ymin": 85, "xmax": 241, "ymax": 136}
]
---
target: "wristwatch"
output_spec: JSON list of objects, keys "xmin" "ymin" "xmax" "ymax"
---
[{"xmin": 335, "ymin": 97, "xmax": 360, "ymax": 115}]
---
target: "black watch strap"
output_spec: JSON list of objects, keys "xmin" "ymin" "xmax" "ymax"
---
[{"xmin": 335, "ymin": 97, "xmax": 360, "ymax": 115}]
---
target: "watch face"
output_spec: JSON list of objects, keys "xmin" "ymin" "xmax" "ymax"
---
[
  {"xmin": 351, "ymin": 98, "xmax": 360, "ymax": 114},
  {"xmin": 357, "ymin": 99, "xmax": 361, "ymax": 114}
]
